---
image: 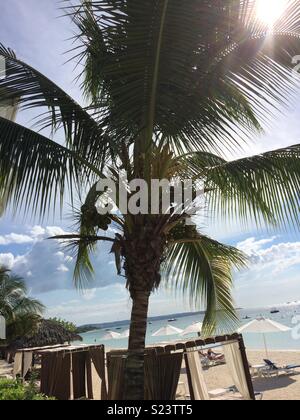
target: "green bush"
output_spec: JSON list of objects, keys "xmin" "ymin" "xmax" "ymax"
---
[
  {"xmin": 49, "ymin": 317, "xmax": 77, "ymax": 333},
  {"xmin": 0, "ymin": 377, "xmax": 55, "ymax": 400}
]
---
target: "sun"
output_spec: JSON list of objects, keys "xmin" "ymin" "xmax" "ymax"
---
[{"xmin": 256, "ymin": 0, "xmax": 288, "ymax": 27}]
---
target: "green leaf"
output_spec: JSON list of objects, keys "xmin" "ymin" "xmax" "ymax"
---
[
  {"xmin": 0, "ymin": 267, "xmax": 44, "ymax": 320},
  {"xmin": 69, "ymin": 0, "xmax": 300, "ymax": 156},
  {"xmin": 0, "ymin": 117, "xmax": 86, "ymax": 218},
  {"xmin": 184, "ymin": 144, "xmax": 300, "ymax": 229},
  {"xmin": 163, "ymin": 235, "xmax": 246, "ymax": 335},
  {"xmin": 0, "ymin": 43, "xmax": 109, "ymax": 167}
]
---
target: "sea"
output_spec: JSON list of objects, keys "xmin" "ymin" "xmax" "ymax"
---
[{"xmin": 78, "ymin": 304, "xmax": 300, "ymax": 351}]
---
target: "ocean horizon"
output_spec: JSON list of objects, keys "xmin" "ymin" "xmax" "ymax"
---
[{"xmin": 77, "ymin": 304, "xmax": 300, "ymax": 351}]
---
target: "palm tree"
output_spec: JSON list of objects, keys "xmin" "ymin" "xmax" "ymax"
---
[
  {"xmin": 1, "ymin": 1, "xmax": 300, "ymax": 399},
  {"xmin": 0, "ymin": 267, "xmax": 44, "ymax": 320},
  {"xmin": 6, "ymin": 313, "xmax": 42, "ymax": 343}
]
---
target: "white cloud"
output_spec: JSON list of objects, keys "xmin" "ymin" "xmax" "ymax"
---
[
  {"xmin": 0, "ymin": 233, "xmax": 34, "ymax": 245},
  {"xmin": 0, "ymin": 225, "xmax": 70, "ymax": 247},
  {"xmin": 0, "ymin": 253, "xmax": 27, "ymax": 269},
  {"xmin": 237, "ymin": 236, "xmax": 300, "ymax": 274},
  {"xmin": 0, "ymin": 225, "xmax": 120, "ymax": 294},
  {"xmin": 45, "ymin": 226, "xmax": 70, "ymax": 237},
  {"xmin": 30, "ymin": 225, "xmax": 46, "ymax": 237},
  {"xmin": 55, "ymin": 251, "xmax": 65, "ymax": 259},
  {"xmin": 234, "ymin": 236, "xmax": 300, "ymax": 307},
  {"xmin": 236, "ymin": 236, "xmax": 277, "ymax": 255},
  {"xmin": 45, "ymin": 300, "xmax": 130, "ymax": 324},
  {"xmin": 83, "ymin": 288, "xmax": 97, "ymax": 301},
  {"xmin": 43, "ymin": 286, "xmax": 194, "ymax": 325},
  {"xmin": 0, "ymin": 253, "xmax": 17, "ymax": 269},
  {"xmin": 57, "ymin": 264, "xmax": 69, "ymax": 273}
]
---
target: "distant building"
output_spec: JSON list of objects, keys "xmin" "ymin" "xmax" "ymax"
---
[
  {"xmin": 0, "ymin": 96, "xmax": 18, "ymax": 121},
  {"xmin": 0, "ymin": 55, "xmax": 19, "ymax": 121}
]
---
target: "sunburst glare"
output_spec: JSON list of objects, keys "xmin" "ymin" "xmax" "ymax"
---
[{"xmin": 256, "ymin": 0, "xmax": 288, "ymax": 27}]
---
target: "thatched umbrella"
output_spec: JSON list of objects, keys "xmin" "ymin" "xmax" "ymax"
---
[{"xmin": 7, "ymin": 319, "xmax": 82, "ymax": 351}]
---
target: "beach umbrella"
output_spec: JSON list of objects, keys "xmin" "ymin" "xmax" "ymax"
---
[
  {"xmin": 0, "ymin": 315, "xmax": 6, "ymax": 340},
  {"xmin": 238, "ymin": 317, "xmax": 291, "ymax": 357},
  {"xmin": 102, "ymin": 331, "xmax": 121, "ymax": 340},
  {"xmin": 181, "ymin": 322, "xmax": 203, "ymax": 337},
  {"xmin": 152, "ymin": 325, "xmax": 183, "ymax": 337}
]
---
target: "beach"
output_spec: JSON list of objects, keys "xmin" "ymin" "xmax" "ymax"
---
[
  {"xmin": 192, "ymin": 350, "xmax": 300, "ymax": 401},
  {"xmin": 1, "ymin": 349, "xmax": 300, "ymax": 400},
  {"xmin": 85, "ymin": 349, "xmax": 300, "ymax": 400},
  {"xmin": 246, "ymin": 350, "xmax": 300, "ymax": 400}
]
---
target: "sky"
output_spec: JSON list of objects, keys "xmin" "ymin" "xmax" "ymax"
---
[{"xmin": 0, "ymin": 0, "xmax": 300, "ymax": 325}]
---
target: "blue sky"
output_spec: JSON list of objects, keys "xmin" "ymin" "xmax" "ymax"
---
[{"xmin": 1, "ymin": 0, "xmax": 300, "ymax": 325}]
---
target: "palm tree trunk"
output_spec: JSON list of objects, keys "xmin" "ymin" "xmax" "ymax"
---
[
  {"xmin": 121, "ymin": 224, "xmax": 166, "ymax": 400},
  {"xmin": 123, "ymin": 290, "xmax": 150, "ymax": 400}
]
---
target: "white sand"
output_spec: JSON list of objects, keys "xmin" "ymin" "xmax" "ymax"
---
[{"xmin": 196, "ymin": 350, "xmax": 300, "ymax": 401}]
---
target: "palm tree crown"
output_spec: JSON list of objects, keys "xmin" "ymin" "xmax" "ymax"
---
[{"xmin": 0, "ymin": 267, "xmax": 44, "ymax": 320}]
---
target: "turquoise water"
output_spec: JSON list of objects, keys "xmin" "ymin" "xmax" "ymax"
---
[{"xmin": 78, "ymin": 306, "xmax": 300, "ymax": 351}]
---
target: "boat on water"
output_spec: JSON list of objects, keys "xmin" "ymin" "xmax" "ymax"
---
[
  {"xmin": 168, "ymin": 318, "xmax": 177, "ymax": 322},
  {"xmin": 243, "ymin": 316, "xmax": 251, "ymax": 320},
  {"xmin": 270, "ymin": 308, "xmax": 280, "ymax": 314}
]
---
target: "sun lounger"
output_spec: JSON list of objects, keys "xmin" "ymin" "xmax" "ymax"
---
[
  {"xmin": 261, "ymin": 359, "xmax": 300, "ymax": 377},
  {"xmin": 199, "ymin": 353, "xmax": 225, "ymax": 369},
  {"xmin": 200, "ymin": 356, "xmax": 211, "ymax": 368},
  {"xmin": 285, "ymin": 364, "xmax": 300, "ymax": 371},
  {"xmin": 250, "ymin": 364, "xmax": 266, "ymax": 378},
  {"xmin": 209, "ymin": 386, "xmax": 262, "ymax": 401}
]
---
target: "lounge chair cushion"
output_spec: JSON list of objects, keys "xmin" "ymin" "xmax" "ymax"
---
[
  {"xmin": 264, "ymin": 359, "xmax": 279, "ymax": 369},
  {"xmin": 285, "ymin": 364, "xmax": 300, "ymax": 370},
  {"xmin": 264, "ymin": 360, "xmax": 300, "ymax": 371}
]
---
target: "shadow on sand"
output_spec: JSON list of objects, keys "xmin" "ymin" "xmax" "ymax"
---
[{"xmin": 253, "ymin": 374, "xmax": 300, "ymax": 392}]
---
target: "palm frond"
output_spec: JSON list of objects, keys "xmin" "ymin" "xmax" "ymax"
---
[
  {"xmin": 68, "ymin": 0, "xmax": 260, "ymax": 155},
  {"xmin": 12, "ymin": 297, "xmax": 45, "ymax": 317},
  {"xmin": 6, "ymin": 313, "xmax": 41, "ymax": 341},
  {"xmin": 73, "ymin": 183, "xmax": 114, "ymax": 288},
  {"xmin": 50, "ymin": 182, "xmax": 117, "ymax": 288},
  {"xmin": 0, "ymin": 43, "xmax": 109, "ymax": 167},
  {"xmin": 0, "ymin": 117, "xmax": 95, "ymax": 218},
  {"xmin": 184, "ymin": 144, "xmax": 300, "ymax": 229},
  {"xmin": 68, "ymin": 0, "xmax": 300, "ymax": 156},
  {"xmin": 0, "ymin": 267, "xmax": 44, "ymax": 319},
  {"xmin": 62, "ymin": 236, "xmax": 98, "ymax": 289},
  {"xmin": 163, "ymin": 235, "xmax": 246, "ymax": 334}
]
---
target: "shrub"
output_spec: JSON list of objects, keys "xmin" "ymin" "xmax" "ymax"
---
[{"xmin": 0, "ymin": 377, "xmax": 55, "ymax": 400}]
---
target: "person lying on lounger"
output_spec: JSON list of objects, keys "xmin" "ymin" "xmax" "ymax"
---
[{"xmin": 207, "ymin": 349, "xmax": 225, "ymax": 361}]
